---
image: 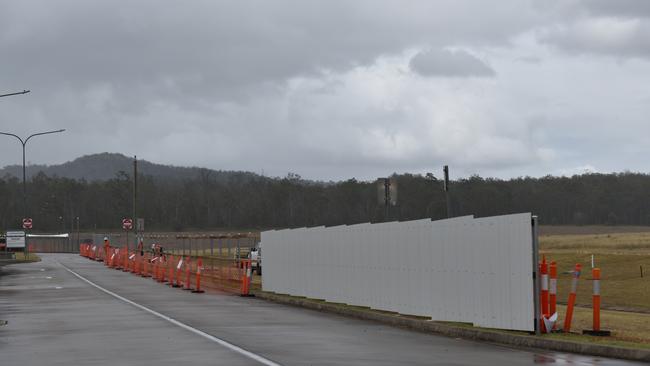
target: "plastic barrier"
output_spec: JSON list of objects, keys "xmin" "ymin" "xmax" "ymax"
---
[
  {"xmin": 167, "ymin": 255, "xmax": 175, "ymax": 286},
  {"xmin": 563, "ymin": 263, "xmax": 581, "ymax": 333},
  {"xmin": 583, "ymin": 268, "xmax": 610, "ymax": 336},
  {"xmin": 79, "ymin": 245, "xmax": 260, "ymax": 297},
  {"xmin": 540, "ymin": 256, "xmax": 549, "ymax": 332},
  {"xmin": 240, "ymin": 259, "xmax": 253, "ymax": 297},
  {"xmin": 173, "ymin": 256, "xmax": 183, "ymax": 288},
  {"xmin": 549, "ymin": 261, "xmax": 557, "ymax": 330},
  {"xmin": 184, "ymin": 257, "xmax": 193, "ymax": 291},
  {"xmin": 193, "ymin": 258, "xmax": 204, "ymax": 293}
]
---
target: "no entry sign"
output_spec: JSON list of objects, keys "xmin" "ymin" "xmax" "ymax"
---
[
  {"xmin": 22, "ymin": 218, "xmax": 33, "ymax": 229},
  {"xmin": 122, "ymin": 218, "xmax": 133, "ymax": 230}
]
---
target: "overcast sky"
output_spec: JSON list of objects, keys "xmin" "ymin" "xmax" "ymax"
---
[{"xmin": 2, "ymin": 0, "xmax": 650, "ymax": 181}]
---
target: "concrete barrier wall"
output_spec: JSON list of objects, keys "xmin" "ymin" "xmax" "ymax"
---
[{"xmin": 262, "ymin": 213, "xmax": 535, "ymax": 331}]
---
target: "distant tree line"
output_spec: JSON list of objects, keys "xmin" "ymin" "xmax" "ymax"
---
[{"xmin": 1, "ymin": 171, "xmax": 649, "ymax": 232}]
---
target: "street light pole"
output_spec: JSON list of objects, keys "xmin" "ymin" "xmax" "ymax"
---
[{"xmin": 0, "ymin": 129, "xmax": 66, "ymax": 219}]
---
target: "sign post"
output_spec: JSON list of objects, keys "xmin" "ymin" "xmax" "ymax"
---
[
  {"xmin": 22, "ymin": 218, "xmax": 32, "ymax": 258},
  {"xmin": 122, "ymin": 218, "xmax": 133, "ymax": 253}
]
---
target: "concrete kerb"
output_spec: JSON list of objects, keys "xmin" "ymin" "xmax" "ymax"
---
[{"xmin": 253, "ymin": 291, "xmax": 650, "ymax": 363}]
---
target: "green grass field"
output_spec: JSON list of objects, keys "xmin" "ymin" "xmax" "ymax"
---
[
  {"xmin": 540, "ymin": 229, "xmax": 650, "ymax": 344},
  {"xmin": 540, "ymin": 231, "xmax": 650, "ymax": 311}
]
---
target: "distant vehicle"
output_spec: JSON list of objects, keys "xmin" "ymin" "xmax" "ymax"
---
[
  {"xmin": 248, "ymin": 243, "xmax": 261, "ymax": 275},
  {"xmin": 0, "ymin": 237, "xmax": 6, "ymax": 251}
]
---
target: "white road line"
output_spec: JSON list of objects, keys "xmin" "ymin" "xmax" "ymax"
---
[{"xmin": 59, "ymin": 262, "xmax": 282, "ymax": 366}]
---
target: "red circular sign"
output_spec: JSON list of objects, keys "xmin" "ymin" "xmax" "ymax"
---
[
  {"xmin": 122, "ymin": 218, "xmax": 133, "ymax": 230},
  {"xmin": 22, "ymin": 218, "xmax": 33, "ymax": 229}
]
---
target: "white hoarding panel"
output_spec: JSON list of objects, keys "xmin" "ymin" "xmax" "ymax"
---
[{"xmin": 261, "ymin": 213, "xmax": 534, "ymax": 331}]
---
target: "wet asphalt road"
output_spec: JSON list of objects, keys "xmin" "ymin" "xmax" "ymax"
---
[{"xmin": 0, "ymin": 253, "xmax": 644, "ymax": 366}]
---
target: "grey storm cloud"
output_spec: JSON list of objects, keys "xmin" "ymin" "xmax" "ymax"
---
[
  {"xmin": 409, "ymin": 49, "xmax": 495, "ymax": 77},
  {"xmin": 2, "ymin": 1, "xmax": 650, "ymax": 181},
  {"xmin": 537, "ymin": 0, "xmax": 650, "ymax": 59},
  {"xmin": 578, "ymin": 0, "xmax": 650, "ymax": 17},
  {"xmin": 541, "ymin": 16, "xmax": 650, "ymax": 59}
]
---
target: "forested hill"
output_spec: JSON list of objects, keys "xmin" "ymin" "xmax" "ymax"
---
[
  {"xmin": 1, "ymin": 160, "xmax": 650, "ymax": 231},
  {"xmin": 0, "ymin": 153, "xmax": 258, "ymax": 183}
]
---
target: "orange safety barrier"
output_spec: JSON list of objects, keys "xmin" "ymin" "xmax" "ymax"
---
[
  {"xmin": 134, "ymin": 253, "xmax": 140, "ymax": 275},
  {"xmin": 549, "ymin": 261, "xmax": 557, "ymax": 328},
  {"xmin": 95, "ymin": 245, "xmax": 103, "ymax": 262},
  {"xmin": 184, "ymin": 256, "xmax": 193, "ymax": 291},
  {"xmin": 167, "ymin": 255, "xmax": 174, "ymax": 286},
  {"xmin": 128, "ymin": 252, "xmax": 136, "ymax": 273},
  {"xmin": 122, "ymin": 249, "xmax": 129, "ymax": 272},
  {"xmin": 78, "ymin": 243, "xmax": 265, "ymax": 298},
  {"xmin": 240, "ymin": 259, "xmax": 253, "ymax": 297},
  {"xmin": 583, "ymin": 267, "xmax": 611, "ymax": 336},
  {"xmin": 142, "ymin": 254, "xmax": 151, "ymax": 277},
  {"xmin": 159, "ymin": 257, "xmax": 167, "ymax": 283},
  {"xmin": 192, "ymin": 258, "xmax": 204, "ymax": 293},
  {"xmin": 539, "ymin": 256, "xmax": 549, "ymax": 332},
  {"xmin": 111, "ymin": 249, "xmax": 118, "ymax": 268},
  {"xmin": 153, "ymin": 257, "xmax": 159, "ymax": 281},
  {"xmin": 114, "ymin": 249, "xmax": 119, "ymax": 269},
  {"xmin": 563, "ymin": 263, "xmax": 581, "ymax": 333},
  {"xmin": 173, "ymin": 256, "xmax": 183, "ymax": 288}
]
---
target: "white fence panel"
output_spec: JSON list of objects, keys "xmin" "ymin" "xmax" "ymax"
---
[{"xmin": 261, "ymin": 213, "xmax": 534, "ymax": 331}]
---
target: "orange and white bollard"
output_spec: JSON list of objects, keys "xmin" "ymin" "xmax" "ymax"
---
[
  {"xmin": 240, "ymin": 259, "xmax": 253, "ymax": 297},
  {"xmin": 192, "ymin": 258, "xmax": 204, "ymax": 293},
  {"xmin": 183, "ymin": 257, "xmax": 193, "ymax": 291},
  {"xmin": 135, "ymin": 254, "xmax": 141, "ymax": 275},
  {"xmin": 111, "ymin": 249, "xmax": 118, "ymax": 268},
  {"xmin": 159, "ymin": 257, "xmax": 167, "ymax": 283},
  {"xmin": 549, "ymin": 261, "xmax": 557, "ymax": 328},
  {"xmin": 141, "ymin": 254, "xmax": 150, "ymax": 277},
  {"xmin": 154, "ymin": 257, "xmax": 161, "ymax": 281},
  {"xmin": 122, "ymin": 249, "xmax": 130, "ymax": 272},
  {"xmin": 167, "ymin": 255, "xmax": 175, "ymax": 286},
  {"xmin": 129, "ymin": 253, "xmax": 136, "ymax": 273},
  {"xmin": 583, "ymin": 268, "xmax": 611, "ymax": 336},
  {"xmin": 540, "ymin": 256, "xmax": 549, "ymax": 332},
  {"xmin": 172, "ymin": 256, "xmax": 183, "ymax": 288},
  {"xmin": 563, "ymin": 263, "xmax": 581, "ymax": 333}
]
